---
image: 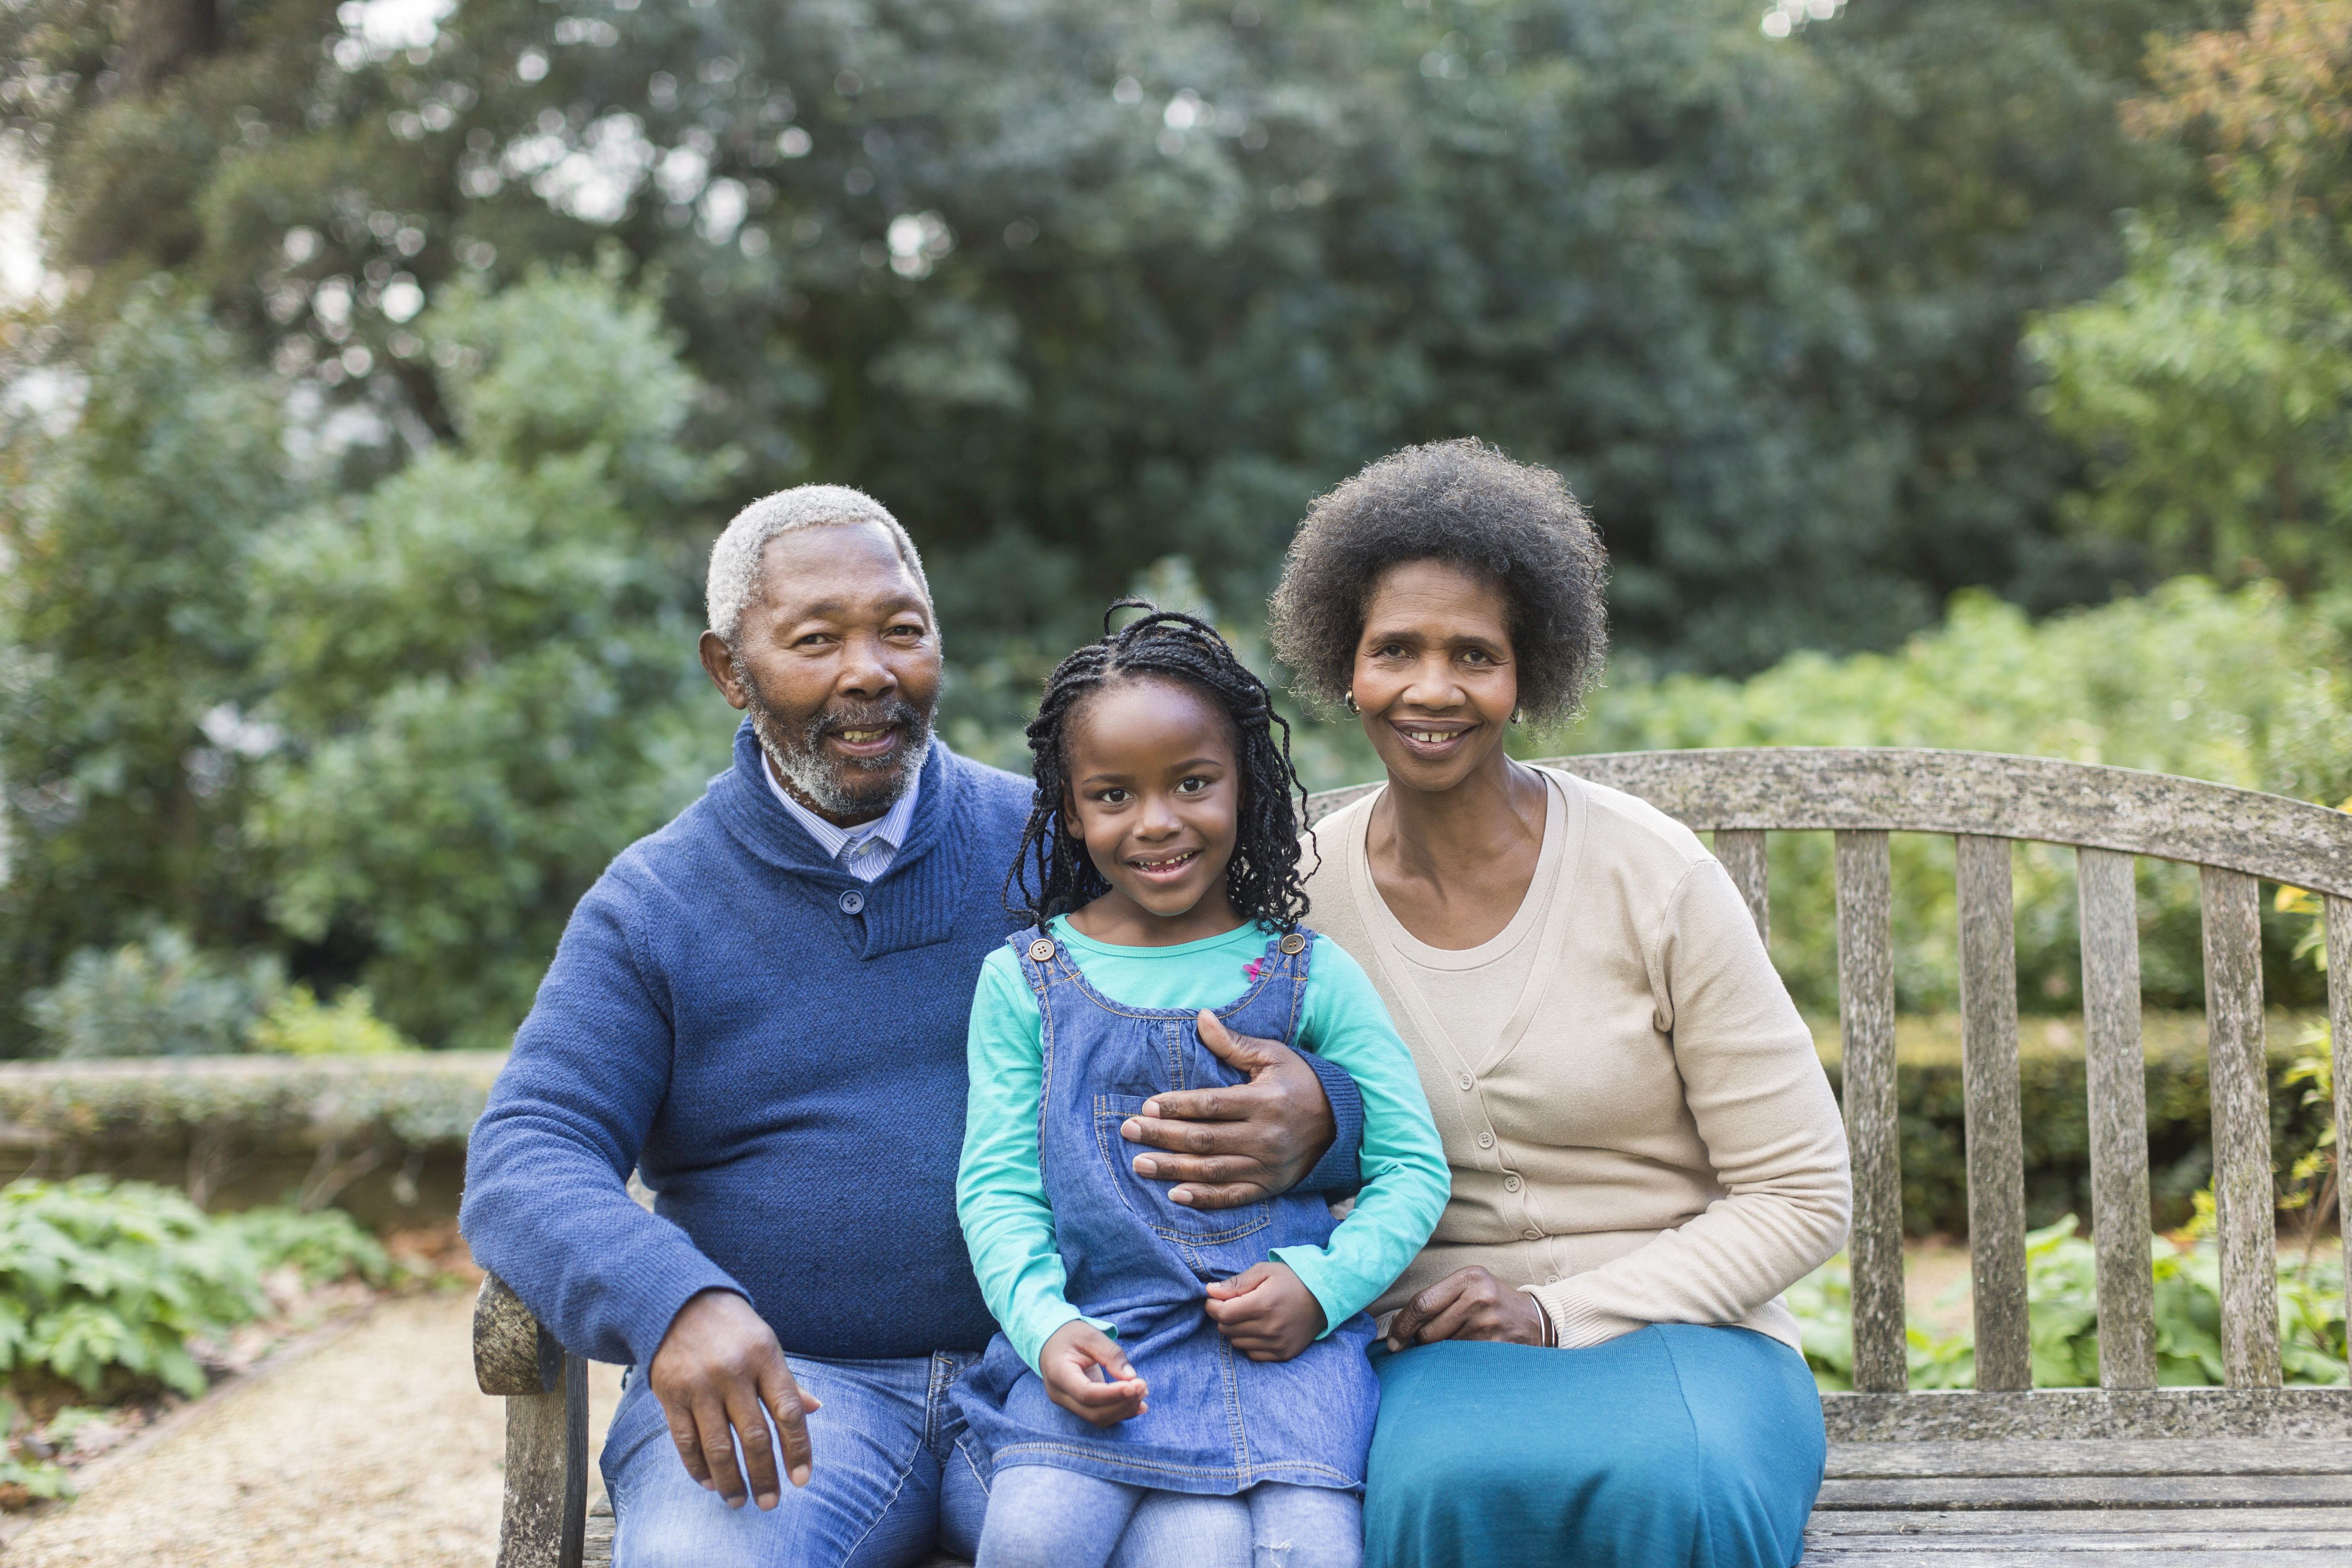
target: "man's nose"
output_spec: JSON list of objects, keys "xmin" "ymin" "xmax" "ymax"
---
[{"xmin": 835, "ymin": 633, "xmax": 898, "ymax": 696}]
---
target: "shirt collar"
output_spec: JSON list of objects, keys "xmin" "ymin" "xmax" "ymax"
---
[{"xmin": 763, "ymin": 753, "xmax": 921, "ymax": 861}]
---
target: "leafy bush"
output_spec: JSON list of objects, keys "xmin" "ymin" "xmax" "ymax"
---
[
  {"xmin": 245, "ymin": 985, "xmax": 411, "ymax": 1057},
  {"xmin": 22, "ymin": 927, "xmax": 283, "ymax": 1060},
  {"xmin": 0, "ymin": 1178, "xmax": 261, "ymax": 1398},
  {"xmin": 1793, "ymin": 1212, "xmax": 2349, "ymax": 1392},
  {"xmin": 216, "ymin": 1205, "xmax": 391, "ymax": 1288},
  {"xmin": 0, "ymin": 1177, "xmax": 395, "ymax": 1400},
  {"xmin": 1564, "ymin": 580, "xmax": 2352, "ymax": 1015}
]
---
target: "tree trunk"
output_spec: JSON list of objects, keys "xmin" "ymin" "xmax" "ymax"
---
[{"xmin": 122, "ymin": 0, "xmax": 219, "ymax": 93}]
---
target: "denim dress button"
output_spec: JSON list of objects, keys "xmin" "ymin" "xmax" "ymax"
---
[{"xmin": 838, "ymin": 889, "xmax": 865, "ymax": 915}]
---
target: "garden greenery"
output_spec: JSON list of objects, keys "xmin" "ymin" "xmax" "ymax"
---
[
  {"xmin": 0, "ymin": 1177, "xmax": 390, "ymax": 1401},
  {"xmin": 1790, "ymin": 1209, "xmax": 2351, "ymax": 1392}
]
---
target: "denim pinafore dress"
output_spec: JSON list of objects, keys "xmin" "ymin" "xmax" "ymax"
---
[{"xmin": 953, "ymin": 923, "xmax": 1379, "ymax": 1497}]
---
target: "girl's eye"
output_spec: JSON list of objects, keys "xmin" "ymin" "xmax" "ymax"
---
[
  {"xmin": 1098, "ymin": 788, "xmax": 1129, "ymax": 804},
  {"xmin": 1176, "ymin": 776, "xmax": 1206, "ymax": 795}
]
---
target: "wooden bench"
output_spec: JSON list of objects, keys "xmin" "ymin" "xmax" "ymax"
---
[{"xmin": 475, "ymin": 746, "xmax": 2352, "ymax": 1566}]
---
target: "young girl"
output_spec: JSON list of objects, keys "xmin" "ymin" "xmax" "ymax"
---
[{"xmin": 953, "ymin": 604, "xmax": 1450, "ymax": 1568}]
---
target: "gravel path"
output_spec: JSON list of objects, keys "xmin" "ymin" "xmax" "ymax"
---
[{"xmin": 3, "ymin": 1290, "xmax": 623, "ymax": 1567}]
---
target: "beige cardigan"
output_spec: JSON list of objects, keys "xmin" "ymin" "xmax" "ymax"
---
[{"xmin": 1303, "ymin": 768, "xmax": 1851, "ymax": 1352}]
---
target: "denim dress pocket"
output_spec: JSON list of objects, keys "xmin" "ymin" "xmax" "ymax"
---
[{"xmin": 1091, "ymin": 1092, "xmax": 1273, "ymax": 1265}]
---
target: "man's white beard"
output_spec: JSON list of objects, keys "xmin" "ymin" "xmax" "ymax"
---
[{"xmin": 739, "ymin": 665, "xmax": 933, "ymax": 820}]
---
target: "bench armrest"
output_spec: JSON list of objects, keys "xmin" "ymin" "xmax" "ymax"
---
[{"xmin": 474, "ymin": 1273, "xmax": 589, "ymax": 1568}]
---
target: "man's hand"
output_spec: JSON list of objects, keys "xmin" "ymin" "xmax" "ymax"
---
[
  {"xmin": 1119, "ymin": 1010, "xmax": 1336, "ymax": 1210},
  {"xmin": 1383, "ymin": 1266, "xmax": 1551, "ymax": 1352},
  {"xmin": 1039, "ymin": 1321, "xmax": 1149, "ymax": 1427},
  {"xmin": 1205, "ymin": 1261, "xmax": 1326, "ymax": 1362},
  {"xmin": 647, "ymin": 1289, "xmax": 822, "ymax": 1509}
]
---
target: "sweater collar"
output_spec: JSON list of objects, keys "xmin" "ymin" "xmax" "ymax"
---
[{"xmin": 713, "ymin": 717, "xmax": 961, "ymax": 883}]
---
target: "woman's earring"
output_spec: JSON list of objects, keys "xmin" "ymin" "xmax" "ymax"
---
[
  {"xmin": 1343, "ymin": 692, "xmax": 1360, "ymax": 716},
  {"xmin": 1511, "ymin": 708, "xmax": 1525, "ymax": 726}
]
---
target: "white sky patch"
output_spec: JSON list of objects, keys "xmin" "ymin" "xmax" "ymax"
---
[
  {"xmin": 514, "ymin": 113, "xmax": 657, "ymax": 226},
  {"xmin": 339, "ymin": 0, "xmax": 456, "ymax": 53},
  {"xmin": 0, "ymin": 140, "xmax": 47, "ymax": 306}
]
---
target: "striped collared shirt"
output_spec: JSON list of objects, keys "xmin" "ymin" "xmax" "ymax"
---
[{"xmin": 764, "ymin": 758, "xmax": 921, "ymax": 882}]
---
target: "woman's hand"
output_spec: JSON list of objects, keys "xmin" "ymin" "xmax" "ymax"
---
[
  {"xmin": 1384, "ymin": 1266, "xmax": 1552, "ymax": 1352},
  {"xmin": 1205, "ymin": 1260, "xmax": 1327, "ymax": 1361},
  {"xmin": 1039, "ymin": 1321, "xmax": 1149, "ymax": 1427}
]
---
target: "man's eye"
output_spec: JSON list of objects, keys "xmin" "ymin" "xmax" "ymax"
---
[{"xmin": 888, "ymin": 624, "xmax": 926, "ymax": 639}]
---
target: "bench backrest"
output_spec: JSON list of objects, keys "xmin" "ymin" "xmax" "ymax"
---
[{"xmin": 1304, "ymin": 747, "xmax": 2352, "ymax": 1437}]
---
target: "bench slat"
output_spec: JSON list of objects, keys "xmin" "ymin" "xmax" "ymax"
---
[
  {"xmin": 2330, "ymin": 894, "xmax": 2351, "ymax": 1347},
  {"xmin": 2201, "ymin": 866, "xmax": 2281, "ymax": 1389},
  {"xmin": 1714, "ymin": 828, "xmax": 1770, "ymax": 947},
  {"xmin": 1817, "ymin": 1473, "xmax": 2352, "ymax": 1510},
  {"xmin": 1958, "ymin": 835, "xmax": 2031, "ymax": 1392},
  {"xmin": 2076, "ymin": 849, "xmax": 2156, "ymax": 1390},
  {"xmin": 1809, "ymin": 1505, "xmax": 2352, "ymax": 1538},
  {"xmin": 1804, "ymin": 1550, "xmax": 2352, "ymax": 1566},
  {"xmin": 1828, "ymin": 1439, "xmax": 2352, "ymax": 1479},
  {"xmin": 1838, "ymin": 829, "xmax": 1905, "ymax": 1393}
]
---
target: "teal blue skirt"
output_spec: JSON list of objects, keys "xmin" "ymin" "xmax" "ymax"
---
[{"xmin": 1365, "ymin": 1326, "xmax": 1824, "ymax": 1568}]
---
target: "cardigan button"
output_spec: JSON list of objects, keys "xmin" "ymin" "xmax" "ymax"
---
[
  {"xmin": 1525, "ymin": 1229, "xmax": 1544, "ymax": 1242},
  {"xmin": 838, "ymin": 889, "xmax": 866, "ymax": 915},
  {"xmin": 1457, "ymin": 1073, "xmax": 1474, "ymax": 1092},
  {"xmin": 1477, "ymin": 1131, "xmax": 1494, "ymax": 1148},
  {"xmin": 1503, "ymin": 1175, "xmax": 1522, "ymax": 1193}
]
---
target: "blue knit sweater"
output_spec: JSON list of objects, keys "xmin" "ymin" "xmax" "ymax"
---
[{"xmin": 461, "ymin": 722, "xmax": 1364, "ymax": 1365}]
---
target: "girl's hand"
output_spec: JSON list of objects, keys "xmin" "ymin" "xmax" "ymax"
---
[
  {"xmin": 1383, "ymin": 1265, "xmax": 1551, "ymax": 1351},
  {"xmin": 1039, "ymin": 1321, "xmax": 1149, "ymax": 1427},
  {"xmin": 1204, "ymin": 1261, "xmax": 1327, "ymax": 1361}
]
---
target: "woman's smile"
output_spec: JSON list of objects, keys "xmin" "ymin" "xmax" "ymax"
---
[{"xmin": 1390, "ymin": 719, "xmax": 1477, "ymax": 757}]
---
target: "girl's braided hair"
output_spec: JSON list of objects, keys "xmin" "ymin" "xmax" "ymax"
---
[{"xmin": 1006, "ymin": 600, "xmax": 1312, "ymax": 933}]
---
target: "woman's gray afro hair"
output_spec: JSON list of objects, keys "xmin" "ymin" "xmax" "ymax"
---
[
  {"xmin": 705, "ymin": 484, "xmax": 932, "ymax": 644},
  {"xmin": 1267, "ymin": 438, "xmax": 1609, "ymax": 728}
]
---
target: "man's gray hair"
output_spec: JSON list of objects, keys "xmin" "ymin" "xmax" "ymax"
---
[{"xmin": 704, "ymin": 484, "xmax": 933, "ymax": 644}]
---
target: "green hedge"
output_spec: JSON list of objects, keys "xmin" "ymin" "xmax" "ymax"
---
[
  {"xmin": 1814, "ymin": 1013, "xmax": 2331, "ymax": 1237},
  {"xmin": 0, "ymin": 1053, "xmax": 501, "ymax": 1211}
]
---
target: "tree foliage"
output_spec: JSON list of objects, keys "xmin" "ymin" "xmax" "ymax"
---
[
  {"xmin": 2034, "ymin": 0, "xmax": 2352, "ymax": 594},
  {"xmin": 1, "ymin": 0, "xmax": 2209, "ymax": 681}
]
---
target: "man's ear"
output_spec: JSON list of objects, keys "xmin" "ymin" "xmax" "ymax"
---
[{"xmin": 699, "ymin": 632, "xmax": 751, "ymax": 710}]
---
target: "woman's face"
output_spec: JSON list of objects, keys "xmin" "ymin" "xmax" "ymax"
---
[{"xmin": 1350, "ymin": 559, "xmax": 1519, "ymax": 794}]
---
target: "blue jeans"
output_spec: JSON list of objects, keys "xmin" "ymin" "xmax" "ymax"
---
[
  {"xmin": 601, "ymin": 1351, "xmax": 988, "ymax": 1568},
  {"xmin": 976, "ymin": 1465, "xmax": 1362, "ymax": 1568}
]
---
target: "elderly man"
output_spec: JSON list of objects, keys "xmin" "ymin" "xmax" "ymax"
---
[{"xmin": 460, "ymin": 486, "xmax": 1362, "ymax": 1567}]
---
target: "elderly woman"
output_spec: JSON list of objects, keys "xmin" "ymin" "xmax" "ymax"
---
[{"xmin": 1266, "ymin": 440, "xmax": 1850, "ymax": 1568}]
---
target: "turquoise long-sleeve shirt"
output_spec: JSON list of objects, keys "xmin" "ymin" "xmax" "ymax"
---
[{"xmin": 958, "ymin": 917, "xmax": 1450, "ymax": 1371}]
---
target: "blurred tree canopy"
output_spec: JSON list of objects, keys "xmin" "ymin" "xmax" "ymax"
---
[
  {"xmin": 2034, "ymin": 0, "xmax": 2352, "ymax": 594},
  {"xmin": 2, "ymin": 0, "xmax": 2220, "ymax": 672},
  {"xmin": 15, "ymin": 0, "xmax": 2350, "ymax": 1054}
]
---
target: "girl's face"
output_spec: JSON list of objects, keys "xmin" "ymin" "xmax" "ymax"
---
[
  {"xmin": 1062, "ymin": 676, "xmax": 1243, "ymax": 935},
  {"xmin": 1350, "ymin": 559, "xmax": 1519, "ymax": 794}
]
